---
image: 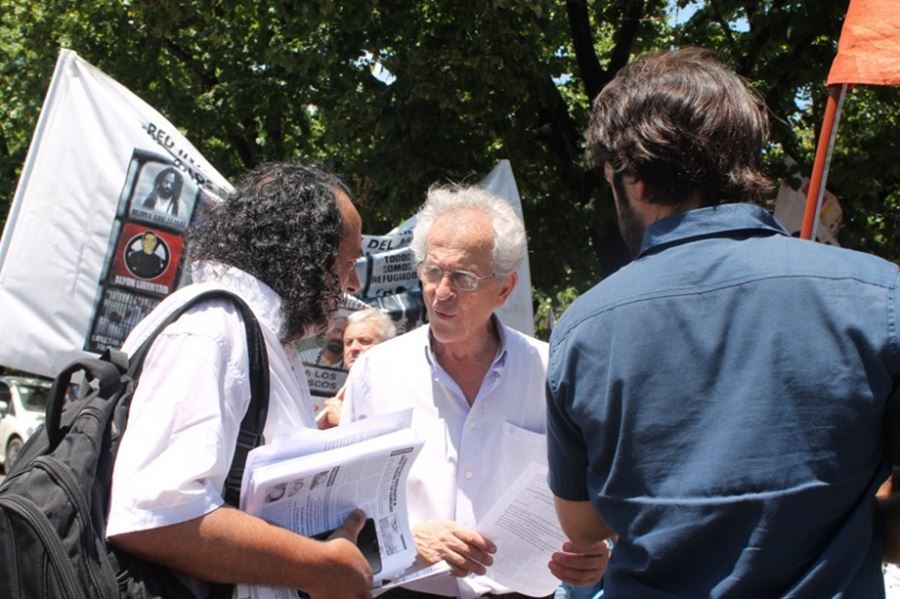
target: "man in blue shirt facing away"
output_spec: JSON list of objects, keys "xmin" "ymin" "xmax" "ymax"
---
[{"xmin": 546, "ymin": 47, "xmax": 900, "ymax": 598}]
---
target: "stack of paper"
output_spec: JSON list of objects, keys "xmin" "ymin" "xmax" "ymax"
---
[{"xmin": 237, "ymin": 410, "xmax": 425, "ymax": 599}]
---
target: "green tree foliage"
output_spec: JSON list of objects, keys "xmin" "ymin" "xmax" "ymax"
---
[{"xmin": 1, "ymin": 1, "xmax": 898, "ymax": 337}]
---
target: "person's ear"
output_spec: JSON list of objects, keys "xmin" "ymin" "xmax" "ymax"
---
[
  {"xmin": 613, "ymin": 171, "xmax": 648, "ymax": 206},
  {"xmin": 630, "ymin": 177, "xmax": 649, "ymax": 204},
  {"xmin": 496, "ymin": 271, "xmax": 517, "ymax": 303}
]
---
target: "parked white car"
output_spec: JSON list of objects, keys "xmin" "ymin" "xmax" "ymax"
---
[{"xmin": 0, "ymin": 376, "xmax": 52, "ymax": 473}]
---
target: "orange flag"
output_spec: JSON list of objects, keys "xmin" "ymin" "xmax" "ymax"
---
[{"xmin": 828, "ymin": 0, "xmax": 900, "ymax": 86}]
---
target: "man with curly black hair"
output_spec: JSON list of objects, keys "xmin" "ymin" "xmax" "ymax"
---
[{"xmin": 107, "ymin": 163, "xmax": 372, "ymax": 598}]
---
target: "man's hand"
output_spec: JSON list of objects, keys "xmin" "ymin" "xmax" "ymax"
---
[
  {"xmin": 304, "ymin": 510, "xmax": 374, "ymax": 599},
  {"xmin": 548, "ymin": 540, "xmax": 610, "ymax": 587},
  {"xmin": 412, "ymin": 520, "xmax": 496, "ymax": 577},
  {"xmin": 317, "ymin": 386, "xmax": 346, "ymax": 429}
]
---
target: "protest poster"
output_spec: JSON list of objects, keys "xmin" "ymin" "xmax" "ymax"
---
[
  {"xmin": 774, "ymin": 178, "xmax": 842, "ymax": 246},
  {"xmin": 0, "ymin": 49, "xmax": 232, "ymax": 376}
]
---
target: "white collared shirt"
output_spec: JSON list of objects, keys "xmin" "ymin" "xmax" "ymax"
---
[
  {"xmin": 107, "ymin": 260, "xmax": 316, "ymax": 537},
  {"xmin": 343, "ymin": 320, "xmax": 549, "ymax": 599}
]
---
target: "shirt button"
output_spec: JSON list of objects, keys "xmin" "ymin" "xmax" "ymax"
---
[
  {"xmin": 468, "ymin": 421, "xmax": 476, "ymax": 429},
  {"xmin": 464, "ymin": 471, "xmax": 473, "ymax": 479}
]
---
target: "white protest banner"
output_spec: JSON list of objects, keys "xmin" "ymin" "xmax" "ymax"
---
[
  {"xmin": 0, "ymin": 49, "xmax": 232, "ymax": 377},
  {"xmin": 478, "ymin": 160, "xmax": 535, "ymax": 336}
]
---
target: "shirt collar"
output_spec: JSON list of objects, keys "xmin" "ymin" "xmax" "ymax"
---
[
  {"xmin": 636, "ymin": 203, "xmax": 788, "ymax": 259},
  {"xmin": 190, "ymin": 260, "xmax": 286, "ymax": 336},
  {"xmin": 423, "ymin": 314, "xmax": 509, "ymax": 372}
]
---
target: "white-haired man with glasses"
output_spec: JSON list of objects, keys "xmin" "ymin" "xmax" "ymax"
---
[{"xmin": 341, "ymin": 186, "xmax": 608, "ymax": 599}]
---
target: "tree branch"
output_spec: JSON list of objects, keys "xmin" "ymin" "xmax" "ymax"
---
[
  {"xmin": 0, "ymin": 129, "xmax": 9, "ymax": 161},
  {"xmin": 535, "ymin": 76, "xmax": 582, "ymax": 189},
  {"xmin": 162, "ymin": 38, "xmax": 219, "ymax": 89},
  {"xmin": 760, "ymin": 36, "xmax": 814, "ymax": 162},
  {"xmin": 709, "ymin": 0, "xmax": 741, "ymax": 58},
  {"xmin": 566, "ymin": 0, "xmax": 605, "ymax": 101},
  {"xmin": 230, "ymin": 116, "xmax": 260, "ymax": 169},
  {"xmin": 742, "ymin": 1, "xmax": 758, "ymax": 22},
  {"xmin": 532, "ymin": 74, "xmax": 630, "ymax": 277},
  {"xmin": 551, "ymin": 1, "xmax": 646, "ymax": 276},
  {"xmin": 738, "ymin": 0, "xmax": 785, "ymax": 75},
  {"xmin": 602, "ymin": 0, "xmax": 647, "ymax": 81}
]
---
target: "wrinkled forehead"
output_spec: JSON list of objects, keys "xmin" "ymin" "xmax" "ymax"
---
[
  {"xmin": 426, "ymin": 209, "xmax": 494, "ymax": 261},
  {"xmin": 345, "ymin": 319, "xmax": 382, "ymax": 339},
  {"xmin": 335, "ymin": 189, "xmax": 362, "ymax": 237}
]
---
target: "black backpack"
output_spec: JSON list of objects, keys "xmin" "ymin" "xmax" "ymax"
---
[{"xmin": 0, "ymin": 289, "xmax": 270, "ymax": 599}]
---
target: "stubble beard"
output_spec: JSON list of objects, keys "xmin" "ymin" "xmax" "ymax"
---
[{"xmin": 613, "ymin": 172, "xmax": 645, "ymax": 258}]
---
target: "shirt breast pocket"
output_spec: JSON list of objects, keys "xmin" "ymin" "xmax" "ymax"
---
[{"xmin": 499, "ymin": 421, "xmax": 547, "ymax": 490}]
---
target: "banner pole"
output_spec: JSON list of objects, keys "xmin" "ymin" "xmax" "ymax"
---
[{"xmin": 800, "ymin": 84, "xmax": 847, "ymax": 240}]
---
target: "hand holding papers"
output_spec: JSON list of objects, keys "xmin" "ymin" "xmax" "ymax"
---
[
  {"xmin": 237, "ymin": 411, "xmax": 425, "ymax": 599},
  {"xmin": 476, "ymin": 462, "xmax": 575, "ymax": 597}
]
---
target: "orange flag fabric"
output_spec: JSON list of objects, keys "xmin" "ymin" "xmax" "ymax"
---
[{"xmin": 828, "ymin": 0, "xmax": 900, "ymax": 86}]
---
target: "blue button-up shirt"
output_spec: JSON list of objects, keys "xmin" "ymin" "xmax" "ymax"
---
[{"xmin": 547, "ymin": 203, "xmax": 900, "ymax": 598}]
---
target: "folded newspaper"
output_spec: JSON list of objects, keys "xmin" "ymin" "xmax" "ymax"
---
[{"xmin": 236, "ymin": 410, "xmax": 426, "ymax": 599}]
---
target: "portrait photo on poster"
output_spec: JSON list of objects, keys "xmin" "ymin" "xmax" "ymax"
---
[
  {"xmin": 107, "ymin": 222, "xmax": 184, "ymax": 297},
  {"xmin": 120, "ymin": 149, "xmax": 203, "ymax": 233}
]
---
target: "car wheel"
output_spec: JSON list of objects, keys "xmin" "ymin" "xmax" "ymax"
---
[{"xmin": 6, "ymin": 436, "xmax": 23, "ymax": 473}]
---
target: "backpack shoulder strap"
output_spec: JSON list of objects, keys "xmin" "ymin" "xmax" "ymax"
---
[
  {"xmin": 44, "ymin": 353, "xmax": 127, "ymax": 449},
  {"xmin": 127, "ymin": 289, "xmax": 270, "ymax": 507}
]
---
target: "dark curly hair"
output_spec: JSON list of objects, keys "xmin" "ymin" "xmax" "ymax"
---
[
  {"xmin": 588, "ymin": 47, "xmax": 774, "ymax": 207},
  {"xmin": 189, "ymin": 163, "xmax": 351, "ymax": 342}
]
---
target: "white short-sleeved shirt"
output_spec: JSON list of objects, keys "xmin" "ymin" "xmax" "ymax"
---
[
  {"xmin": 342, "ymin": 319, "xmax": 549, "ymax": 599},
  {"xmin": 107, "ymin": 261, "xmax": 316, "ymax": 538}
]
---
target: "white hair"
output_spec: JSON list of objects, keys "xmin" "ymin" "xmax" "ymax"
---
[
  {"xmin": 346, "ymin": 307, "xmax": 397, "ymax": 341},
  {"xmin": 410, "ymin": 185, "xmax": 527, "ymax": 277}
]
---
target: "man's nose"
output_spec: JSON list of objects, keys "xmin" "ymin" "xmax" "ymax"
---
[
  {"xmin": 344, "ymin": 265, "xmax": 361, "ymax": 294},
  {"xmin": 434, "ymin": 273, "xmax": 455, "ymax": 300}
]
